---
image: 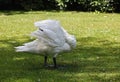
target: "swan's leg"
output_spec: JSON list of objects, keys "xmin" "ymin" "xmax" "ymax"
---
[
  {"xmin": 53, "ymin": 53, "xmax": 58, "ymax": 68},
  {"xmin": 44, "ymin": 56, "xmax": 48, "ymax": 66},
  {"xmin": 53, "ymin": 57, "xmax": 57, "ymax": 68}
]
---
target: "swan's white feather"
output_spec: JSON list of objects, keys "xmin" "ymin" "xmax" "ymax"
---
[{"xmin": 15, "ymin": 19, "xmax": 76, "ymax": 57}]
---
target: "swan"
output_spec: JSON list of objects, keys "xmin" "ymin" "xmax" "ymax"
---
[{"xmin": 15, "ymin": 19, "xmax": 76, "ymax": 68}]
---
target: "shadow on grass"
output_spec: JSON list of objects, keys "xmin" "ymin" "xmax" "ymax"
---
[{"xmin": 0, "ymin": 37, "xmax": 120, "ymax": 81}]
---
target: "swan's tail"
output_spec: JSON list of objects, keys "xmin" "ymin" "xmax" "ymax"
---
[
  {"xmin": 15, "ymin": 46, "xmax": 30, "ymax": 52},
  {"xmin": 15, "ymin": 40, "xmax": 37, "ymax": 52}
]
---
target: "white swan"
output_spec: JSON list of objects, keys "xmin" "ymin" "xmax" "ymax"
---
[{"xmin": 15, "ymin": 19, "xmax": 76, "ymax": 68}]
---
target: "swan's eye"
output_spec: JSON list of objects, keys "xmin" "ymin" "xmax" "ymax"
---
[{"xmin": 39, "ymin": 28, "xmax": 43, "ymax": 31}]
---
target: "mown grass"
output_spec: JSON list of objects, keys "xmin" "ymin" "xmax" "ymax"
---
[{"xmin": 0, "ymin": 11, "xmax": 120, "ymax": 82}]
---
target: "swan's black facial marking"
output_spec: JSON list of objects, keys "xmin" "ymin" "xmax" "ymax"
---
[{"xmin": 39, "ymin": 28, "xmax": 43, "ymax": 31}]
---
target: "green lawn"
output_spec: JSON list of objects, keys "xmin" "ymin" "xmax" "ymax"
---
[{"xmin": 0, "ymin": 11, "xmax": 120, "ymax": 82}]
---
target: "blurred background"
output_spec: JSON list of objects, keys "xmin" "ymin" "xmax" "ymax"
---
[{"xmin": 0, "ymin": 0, "xmax": 120, "ymax": 13}]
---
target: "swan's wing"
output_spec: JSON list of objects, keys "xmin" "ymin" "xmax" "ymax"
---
[
  {"xmin": 34, "ymin": 19, "xmax": 76, "ymax": 48},
  {"xmin": 43, "ymin": 29, "xmax": 65, "ymax": 47},
  {"xmin": 31, "ymin": 28, "xmax": 65, "ymax": 47},
  {"xmin": 61, "ymin": 27, "xmax": 76, "ymax": 49}
]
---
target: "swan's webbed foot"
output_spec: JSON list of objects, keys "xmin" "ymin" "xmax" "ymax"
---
[{"xmin": 43, "ymin": 56, "xmax": 57, "ymax": 68}]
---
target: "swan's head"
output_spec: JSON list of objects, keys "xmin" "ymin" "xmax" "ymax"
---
[{"xmin": 34, "ymin": 19, "xmax": 61, "ymax": 32}]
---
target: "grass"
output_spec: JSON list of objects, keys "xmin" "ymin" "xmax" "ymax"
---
[{"xmin": 0, "ymin": 11, "xmax": 120, "ymax": 82}]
